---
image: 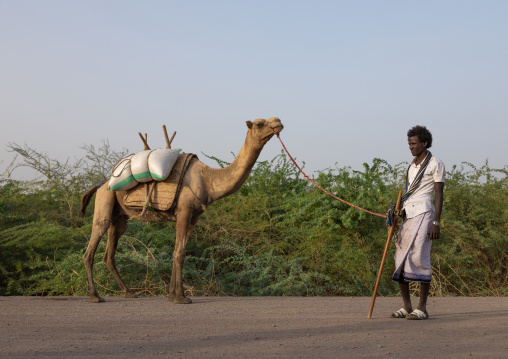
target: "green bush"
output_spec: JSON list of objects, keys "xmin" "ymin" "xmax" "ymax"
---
[{"xmin": 1, "ymin": 144, "xmax": 506, "ymax": 297}]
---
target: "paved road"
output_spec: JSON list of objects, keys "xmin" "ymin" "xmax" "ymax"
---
[{"xmin": 1, "ymin": 296, "xmax": 507, "ymax": 358}]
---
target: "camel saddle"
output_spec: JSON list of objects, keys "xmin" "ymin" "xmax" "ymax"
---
[{"xmin": 123, "ymin": 153, "xmax": 197, "ymax": 212}]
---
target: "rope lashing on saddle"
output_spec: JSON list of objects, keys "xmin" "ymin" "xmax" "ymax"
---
[
  {"xmin": 276, "ymin": 133, "xmax": 386, "ymax": 219},
  {"xmin": 385, "ymin": 151, "xmax": 432, "ymax": 226}
]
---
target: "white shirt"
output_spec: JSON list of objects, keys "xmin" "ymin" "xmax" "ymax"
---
[{"xmin": 403, "ymin": 156, "xmax": 445, "ymax": 219}]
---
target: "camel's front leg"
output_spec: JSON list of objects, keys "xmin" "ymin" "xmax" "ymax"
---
[{"xmin": 168, "ymin": 209, "xmax": 198, "ymax": 304}]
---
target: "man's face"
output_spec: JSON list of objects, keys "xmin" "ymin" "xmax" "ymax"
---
[{"xmin": 408, "ymin": 136, "xmax": 427, "ymax": 157}]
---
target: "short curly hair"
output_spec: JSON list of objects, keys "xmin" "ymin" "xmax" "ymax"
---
[{"xmin": 407, "ymin": 125, "xmax": 432, "ymax": 149}]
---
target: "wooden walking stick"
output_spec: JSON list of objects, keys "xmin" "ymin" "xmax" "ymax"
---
[{"xmin": 367, "ymin": 190, "xmax": 403, "ymax": 319}]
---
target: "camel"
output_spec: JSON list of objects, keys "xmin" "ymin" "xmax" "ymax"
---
[{"xmin": 79, "ymin": 117, "xmax": 283, "ymax": 304}]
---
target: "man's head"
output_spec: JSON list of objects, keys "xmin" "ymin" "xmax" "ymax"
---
[{"xmin": 407, "ymin": 125, "xmax": 432, "ymax": 157}]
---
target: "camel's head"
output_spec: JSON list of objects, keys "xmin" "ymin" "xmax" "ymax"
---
[{"xmin": 246, "ymin": 117, "xmax": 284, "ymax": 148}]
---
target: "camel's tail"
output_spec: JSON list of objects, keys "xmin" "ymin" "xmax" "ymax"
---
[{"xmin": 78, "ymin": 184, "xmax": 101, "ymax": 218}]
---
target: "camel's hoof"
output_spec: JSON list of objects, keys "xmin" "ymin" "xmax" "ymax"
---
[
  {"xmin": 124, "ymin": 292, "xmax": 138, "ymax": 299},
  {"xmin": 88, "ymin": 296, "xmax": 105, "ymax": 303},
  {"xmin": 168, "ymin": 295, "xmax": 192, "ymax": 304}
]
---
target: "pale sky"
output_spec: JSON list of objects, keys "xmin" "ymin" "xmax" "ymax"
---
[{"xmin": 1, "ymin": 1, "xmax": 507, "ymax": 180}]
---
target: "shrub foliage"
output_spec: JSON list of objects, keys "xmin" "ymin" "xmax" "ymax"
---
[{"xmin": 1, "ymin": 143, "xmax": 506, "ymax": 297}]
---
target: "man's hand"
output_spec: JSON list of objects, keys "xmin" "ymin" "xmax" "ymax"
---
[{"xmin": 429, "ymin": 224, "xmax": 440, "ymax": 240}]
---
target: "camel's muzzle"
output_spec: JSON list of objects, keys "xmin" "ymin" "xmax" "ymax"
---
[{"xmin": 271, "ymin": 122, "xmax": 284, "ymax": 134}]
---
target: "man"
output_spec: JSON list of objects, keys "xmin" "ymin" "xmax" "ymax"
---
[{"xmin": 390, "ymin": 125, "xmax": 445, "ymax": 320}]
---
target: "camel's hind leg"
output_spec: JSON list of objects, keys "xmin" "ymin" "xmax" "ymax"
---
[
  {"xmin": 82, "ymin": 186, "xmax": 115, "ymax": 303},
  {"xmin": 103, "ymin": 214, "xmax": 137, "ymax": 298}
]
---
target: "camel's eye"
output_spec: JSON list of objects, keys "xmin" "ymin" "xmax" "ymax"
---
[{"xmin": 256, "ymin": 123, "xmax": 264, "ymax": 127}]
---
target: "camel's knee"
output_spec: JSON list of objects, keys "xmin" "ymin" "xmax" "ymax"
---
[
  {"xmin": 173, "ymin": 250, "xmax": 186, "ymax": 264},
  {"xmin": 83, "ymin": 251, "xmax": 95, "ymax": 267}
]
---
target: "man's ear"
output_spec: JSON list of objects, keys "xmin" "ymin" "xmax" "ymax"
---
[{"xmin": 246, "ymin": 121, "xmax": 253, "ymax": 129}]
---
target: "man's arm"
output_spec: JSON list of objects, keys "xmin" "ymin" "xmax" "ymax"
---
[{"xmin": 429, "ymin": 182, "xmax": 444, "ymax": 239}]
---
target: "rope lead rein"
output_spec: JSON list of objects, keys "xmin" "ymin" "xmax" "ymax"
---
[{"xmin": 276, "ymin": 133, "xmax": 386, "ymax": 219}]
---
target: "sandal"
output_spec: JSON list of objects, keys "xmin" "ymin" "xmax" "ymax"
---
[
  {"xmin": 406, "ymin": 309, "xmax": 429, "ymax": 320},
  {"xmin": 390, "ymin": 308, "xmax": 409, "ymax": 318}
]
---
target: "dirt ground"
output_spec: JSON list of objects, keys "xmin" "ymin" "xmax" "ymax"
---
[{"xmin": 1, "ymin": 296, "xmax": 507, "ymax": 359}]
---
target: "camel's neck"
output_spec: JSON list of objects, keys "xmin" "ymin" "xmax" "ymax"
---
[{"xmin": 203, "ymin": 135, "xmax": 262, "ymax": 203}]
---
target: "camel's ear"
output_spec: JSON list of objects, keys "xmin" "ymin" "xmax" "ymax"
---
[{"xmin": 246, "ymin": 121, "xmax": 253, "ymax": 129}]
